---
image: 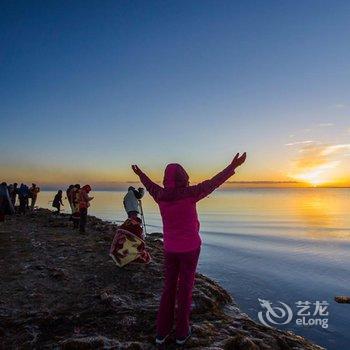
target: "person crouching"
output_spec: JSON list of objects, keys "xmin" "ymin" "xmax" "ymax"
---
[{"xmin": 52, "ymin": 190, "xmax": 64, "ymax": 214}]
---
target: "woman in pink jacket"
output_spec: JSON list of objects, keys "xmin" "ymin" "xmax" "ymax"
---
[{"xmin": 132, "ymin": 152, "xmax": 246, "ymax": 346}]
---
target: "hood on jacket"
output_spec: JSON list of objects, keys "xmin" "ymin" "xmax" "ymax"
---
[
  {"xmin": 82, "ymin": 185, "xmax": 91, "ymax": 193},
  {"xmin": 163, "ymin": 163, "xmax": 189, "ymax": 188}
]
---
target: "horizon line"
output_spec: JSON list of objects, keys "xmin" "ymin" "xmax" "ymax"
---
[{"xmin": 4, "ymin": 179, "xmax": 350, "ymax": 190}]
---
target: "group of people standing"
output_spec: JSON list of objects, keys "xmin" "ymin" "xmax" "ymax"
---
[
  {"xmin": 54, "ymin": 184, "xmax": 94, "ymax": 233},
  {"xmin": 53, "ymin": 184, "xmax": 144, "ymax": 234},
  {"xmin": 0, "ymin": 182, "xmax": 40, "ymax": 221},
  {"xmin": 0, "ymin": 180, "xmax": 93, "ymax": 236}
]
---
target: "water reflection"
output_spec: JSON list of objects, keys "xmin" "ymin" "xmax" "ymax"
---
[{"xmin": 37, "ymin": 188, "xmax": 350, "ymax": 240}]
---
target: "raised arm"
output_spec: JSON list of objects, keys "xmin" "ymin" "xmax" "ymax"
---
[
  {"xmin": 190, "ymin": 152, "xmax": 246, "ymax": 201},
  {"xmin": 132, "ymin": 187, "xmax": 145, "ymax": 200},
  {"xmin": 131, "ymin": 165, "xmax": 163, "ymax": 201}
]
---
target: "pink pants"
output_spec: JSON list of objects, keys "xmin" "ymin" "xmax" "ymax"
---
[{"xmin": 156, "ymin": 247, "xmax": 200, "ymax": 338}]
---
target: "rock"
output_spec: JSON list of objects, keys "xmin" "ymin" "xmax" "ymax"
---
[
  {"xmin": 147, "ymin": 232, "xmax": 163, "ymax": 239},
  {"xmin": 223, "ymin": 335, "xmax": 260, "ymax": 350},
  {"xmin": 48, "ymin": 267, "xmax": 68, "ymax": 280},
  {"xmin": 334, "ymin": 296, "xmax": 350, "ymax": 303},
  {"xmin": 0, "ymin": 209, "xmax": 324, "ymax": 349},
  {"xmin": 60, "ymin": 336, "xmax": 153, "ymax": 349}
]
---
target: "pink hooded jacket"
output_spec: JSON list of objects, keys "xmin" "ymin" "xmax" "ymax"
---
[{"xmin": 138, "ymin": 163, "xmax": 236, "ymax": 252}]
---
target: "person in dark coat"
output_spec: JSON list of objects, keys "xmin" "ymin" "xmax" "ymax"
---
[
  {"xmin": 66, "ymin": 185, "xmax": 74, "ymax": 212},
  {"xmin": 52, "ymin": 190, "xmax": 64, "ymax": 214},
  {"xmin": 0, "ymin": 182, "xmax": 15, "ymax": 222},
  {"xmin": 18, "ymin": 183, "xmax": 29, "ymax": 215}
]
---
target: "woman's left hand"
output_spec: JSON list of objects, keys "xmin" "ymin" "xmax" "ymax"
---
[{"xmin": 132, "ymin": 165, "xmax": 142, "ymax": 176}]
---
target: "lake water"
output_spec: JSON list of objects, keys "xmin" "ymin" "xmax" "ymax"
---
[{"xmin": 37, "ymin": 188, "xmax": 350, "ymax": 349}]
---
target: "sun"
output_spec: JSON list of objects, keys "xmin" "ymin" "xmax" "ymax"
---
[
  {"xmin": 291, "ymin": 160, "xmax": 342, "ymax": 187},
  {"xmin": 294, "ymin": 169, "xmax": 327, "ymax": 187}
]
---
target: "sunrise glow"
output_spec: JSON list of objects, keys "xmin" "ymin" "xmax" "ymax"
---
[{"xmin": 294, "ymin": 170, "xmax": 328, "ymax": 187}]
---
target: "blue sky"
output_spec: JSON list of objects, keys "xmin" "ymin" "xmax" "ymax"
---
[{"xmin": 1, "ymin": 1, "xmax": 349, "ymax": 186}]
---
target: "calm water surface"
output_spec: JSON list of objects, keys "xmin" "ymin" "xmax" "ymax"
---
[{"xmin": 38, "ymin": 188, "xmax": 350, "ymax": 349}]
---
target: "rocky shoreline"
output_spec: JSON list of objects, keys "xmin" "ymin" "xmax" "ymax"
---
[{"xmin": 0, "ymin": 209, "xmax": 324, "ymax": 349}]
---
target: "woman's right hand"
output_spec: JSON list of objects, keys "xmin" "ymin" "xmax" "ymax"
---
[{"xmin": 231, "ymin": 152, "xmax": 247, "ymax": 169}]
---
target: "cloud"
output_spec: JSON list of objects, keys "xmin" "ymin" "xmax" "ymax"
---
[
  {"xmin": 289, "ymin": 143, "xmax": 350, "ymax": 185},
  {"xmin": 321, "ymin": 144, "xmax": 350, "ymax": 156},
  {"xmin": 334, "ymin": 104, "xmax": 346, "ymax": 109},
  {"xmin": 317, "ymin": 123, "xmax": 334, "ymax": 127},
  {"xmin": 285, "ymin": 140, "xmax": 314, "ymax": 146}
]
